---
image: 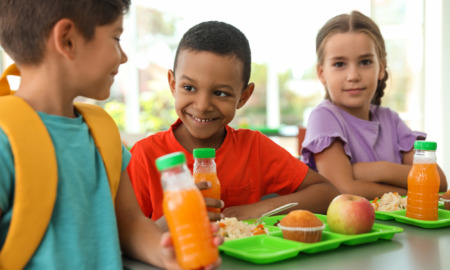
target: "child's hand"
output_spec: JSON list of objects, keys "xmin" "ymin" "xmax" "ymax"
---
[
  {"xmin": 195, "ymin": 181, "xmax": 224, "ymax": 221},
  {"xmin": 160, "ymin": 223, "xmax": 223, "ymax": 270}
]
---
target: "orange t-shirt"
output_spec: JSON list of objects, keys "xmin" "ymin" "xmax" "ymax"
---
[{"xmin": 127, "ymin": 119, "xmax": 309, "ymax": 220}]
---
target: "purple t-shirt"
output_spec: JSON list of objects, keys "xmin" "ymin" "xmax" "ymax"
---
[{"xmin": 301, "ymin": 100, "xmax": 426, "ymax": 171}]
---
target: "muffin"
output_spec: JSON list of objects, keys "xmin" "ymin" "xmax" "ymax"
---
[
  {"xmin": 278, "ymin": 210, "xmax": 325, "ymax": 243},
  {"xmin": 441, "ymin": 190, "xmax": 450, "ymax": 210}
]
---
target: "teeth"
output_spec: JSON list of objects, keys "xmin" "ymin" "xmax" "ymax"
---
[{"xmin": 193, "ymin": 116, "xmax": 213, "ymax": 122}]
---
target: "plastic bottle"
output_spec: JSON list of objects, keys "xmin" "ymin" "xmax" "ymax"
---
[
  {"xmin": 406, "ymin": 141, "xmax": 441, "ymax": 221},
  {"xmin": 193, "ymin": 148, "xmax": 221, "ymax": 213},
  {"xmin": 156, "ymin": 152, "xmax": 218, "ymax": 269}
]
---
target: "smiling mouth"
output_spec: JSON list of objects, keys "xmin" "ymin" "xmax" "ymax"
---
[{"xmin": 190, "ymin": 114, "xmax": 216, "ymax": 123}]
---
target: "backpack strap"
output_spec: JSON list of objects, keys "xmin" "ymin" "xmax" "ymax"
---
[
  {"xmin": 0, "ymin": 64, "xmax": 122, "ymax": 269},
  {"xmin": 74, "ymin": 102, "xmax": 122, "ymax": 201},
  {"xmin": 0, "ymin": 64, "xmax": 19, "ymax": 96},
  {"xmin": 0, "ymin": 96, "xmax": 58, "ymax": 270}
]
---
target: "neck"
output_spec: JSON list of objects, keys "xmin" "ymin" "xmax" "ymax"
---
[
  {"xmin": 333, "ymin": 102, "xmax": 372, "ymax": 121},
  {"xmin": 174, "ymin": 123, "xmax": 226, "ymax": 153},
  {"xmin": 14, "ymin": 63, "xmax": 77, "ymax": 117}
]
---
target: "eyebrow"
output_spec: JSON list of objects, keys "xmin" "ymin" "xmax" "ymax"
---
[
  {"xmin": 329, "ymin": 53, "xmax": 375, "ymax": 61},
  {"xmin": 358, "ymin": 53, "xmax": 375, "ymax": 59},
  {"xmin": 180, "ymin": 75, "xmax": 234, "ymax": 90}
]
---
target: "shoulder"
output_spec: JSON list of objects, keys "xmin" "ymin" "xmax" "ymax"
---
[
  {"xmin": 227, "ymin": 127, "xmax": 295, "ymax": 158},
  {"xmin": 306, "ymin": 100, "xmax": 347, "ymax": 134},
  {"xmin": 227, "ymin": 126, "xmax": 275, "ymax": 145},
  {"xmin": 131, "ymin": 129, "xmax": 171, "ymax": 154},
  {"xmin": 308, "ymin": 100, "xmax": 343, "ymax": 123}
]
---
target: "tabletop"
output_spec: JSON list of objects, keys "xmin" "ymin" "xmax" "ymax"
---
[{"xmin": 122, "ymin": 219, "xmax": 450, "ymax": 270}]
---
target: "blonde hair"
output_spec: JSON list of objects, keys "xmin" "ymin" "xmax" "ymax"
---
[{"xmin": 316, "ymin": 10, "xmax": 388, "ymax": 105}]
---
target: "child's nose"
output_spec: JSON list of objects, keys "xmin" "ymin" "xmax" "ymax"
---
[
  {"xmin": 120, "ymin": 46, "xmax": 128, "ymax": 64},
  {"xmin": 347, "ymin": 66, "xmax": 361, "ymax": 82},
  {"xmin": 195, "ymin": 93, "xmax": 212, "ymax": 112}
]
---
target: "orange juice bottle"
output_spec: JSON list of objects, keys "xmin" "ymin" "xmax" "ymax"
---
[
  {"xmin": 156, "ymin": 152, "xmax": 218, "ymax": 269},
  {"xmin": 193, "ymin": 148, "xmax": 221, "ymax": 213},
  {"xmin": 406, "ymin": 141, "xmax": 440, "ymax": 221}
]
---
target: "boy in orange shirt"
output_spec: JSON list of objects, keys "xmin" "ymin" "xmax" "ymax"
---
[
  {"xmin": 128, "ymin": 21, "xmax": 339, "ymax": 228},
  {"xmin": 0, "ymin": 1, "xmax": 221, "ymax": 269}
]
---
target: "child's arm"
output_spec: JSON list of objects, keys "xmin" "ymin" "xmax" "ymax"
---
[
  {"xmin": 222, "ymin": 169, "xmax": 339, "ymax": 220},
  {"xmin": 353, "ymin": 148, "xmax": 448, "ymax": 192},
  {"xmin": 115, "ymin": 170, "xmax": 179, "ymax": 268},
  {"xmin": 115, "ymin": 170, "xmax": 222, "ymax": 269},
  {"xmin": 352, "ymin": 161, "xmax": 411, "ymax": 188},
  {"xmin": 314, "ymin": 139, "xmax": 408, "ymax": 200}
]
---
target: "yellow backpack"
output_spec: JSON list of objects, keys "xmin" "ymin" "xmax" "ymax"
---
[{"xmin": 0, "ymin": 64, "xmax": 122, "ymax": 270}]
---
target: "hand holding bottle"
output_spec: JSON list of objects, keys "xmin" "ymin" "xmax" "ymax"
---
[
  {"xmin": 195, "ymin": 181, "xmax": 225, "ymax": 221},
  {"xmin": 193, "ymin": 148, "xmax": 223, "ymax": 216},
  {"xmin": 159, "ymin": 222, "xmax": 223, "ymax": 270}
]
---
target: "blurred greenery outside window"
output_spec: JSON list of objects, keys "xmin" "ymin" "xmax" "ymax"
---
[{"xmin": 0, "ymin": 0, "xmax": 425, "ymax": 138}]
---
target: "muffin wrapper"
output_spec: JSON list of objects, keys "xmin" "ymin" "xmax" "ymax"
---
[{"xmin": 278, "ymin": 224, "xmax": 325, "ymax": 243}]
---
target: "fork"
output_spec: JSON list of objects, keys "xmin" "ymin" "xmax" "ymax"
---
[{"xmin": 254, "ymin": 202, "xmax": 299, "ymax": 225}]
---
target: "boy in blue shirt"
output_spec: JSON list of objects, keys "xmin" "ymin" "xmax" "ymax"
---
[{"xmin": 0, "ymin": 1, "xmax": 221, "ymax": 269}]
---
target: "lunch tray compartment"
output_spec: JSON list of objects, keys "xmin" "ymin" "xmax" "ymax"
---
[{"xmin": 219, "ymin": 214, "xmax": 403, "ymax": 264}]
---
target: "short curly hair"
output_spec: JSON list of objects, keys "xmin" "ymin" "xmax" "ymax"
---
[{"xmin": 173, "ymin": 21, "xmax": 252, "ymax": 89}]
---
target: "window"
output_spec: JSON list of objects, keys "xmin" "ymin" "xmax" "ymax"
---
[
  {"xmin": 1, "ymin": 0, "xmax": 444, "ymax": 156},
  {"xmin": 109, "ymin": 0, "xmax": 426, "ymax": 135}
]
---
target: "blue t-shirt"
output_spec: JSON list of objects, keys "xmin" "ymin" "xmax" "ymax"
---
[{"xmin": 0, "ymin": 111, "xmax": 131, "ymax": 269}]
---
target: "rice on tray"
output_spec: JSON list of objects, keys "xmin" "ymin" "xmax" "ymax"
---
[
  {"xmin": 372, "ymin": 192, "xmax": 407, "ymax": 211},
  {"xmin": 217, "ymin": 217, "xmax": 268, "ymax": 241}
]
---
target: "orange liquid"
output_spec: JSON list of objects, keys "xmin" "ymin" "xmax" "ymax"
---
[
  {"xmin": 163, "ymin": 188, "xmax": 218, "ymax": 269},
  {"xmin": 406, "ymin": 163, "xmax": 440, "ymax": 221},
  {"xmin": 193, "ymin": 172, "xmax": 221, "ymax": 213}
]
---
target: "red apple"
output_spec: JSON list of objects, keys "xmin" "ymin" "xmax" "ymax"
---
[{"xmin": 326, "ymin": 194, "xmax": 375, "ymax": 235}]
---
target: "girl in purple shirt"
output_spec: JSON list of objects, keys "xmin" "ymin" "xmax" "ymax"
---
[{"xmin": 302, "ymin": 11, "xmax": 447, "ymax": 199}]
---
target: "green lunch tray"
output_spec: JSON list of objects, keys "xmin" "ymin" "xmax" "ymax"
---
[
  {"xmin": 218, "ymin": 214, "xmax": 403, "ymax": 264},
  {"xmin": 374, "ymin": 206, "xmax": 450, "ymax": 229},
  {"xmin": 375, "ymin": 201, "xmax": 446, "ymax": 220}
]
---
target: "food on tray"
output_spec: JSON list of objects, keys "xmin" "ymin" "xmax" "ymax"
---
[
  {"xmin": 278, "ymin": 210, "xmax": 324, "ymax": 243},
  {"xmin": 441, "ymin": 190, "xmax": 450, "ymax": 210},
  {"xmin": 372, "ymin": 192, "xmax": 407, "ymax": 212},
  {"xmin": 327, "ymin": 194, "xmax": 375, "ymax": 235},
  {"xmin": 217, "ymin": 217, "xmax": 268, "ymax": 241}
]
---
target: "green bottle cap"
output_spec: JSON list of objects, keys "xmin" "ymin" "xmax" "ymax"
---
[
  {"xmin": 155, "ymin": 152, "xmax": 186, "ymax": 171},
  {"xmin": 414, "ymin": 141, "xmax": 437, "ymax": 151},
  {"xmin": 193, "ymin": 148, "xmax": 216, "ymax": 158}
]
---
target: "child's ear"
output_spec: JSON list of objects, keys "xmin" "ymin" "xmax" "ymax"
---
[
  {"xmin": 52, "ymin": 19, "xmax": 78, "ymax": 60},
  {"xmin": 317, "ymin": 64, "xmax": 326, "ymax": 85},
  {"xmin": 168, "ymin": 69, "xmax": 176, "ymax": 96},
  {"xmin": 237, "ymin": 82, "xmax": 255, "ymax": 109}
]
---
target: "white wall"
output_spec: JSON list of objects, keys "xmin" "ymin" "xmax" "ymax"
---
[{"xmin": 424, "ymin": 0, "xmax": 450, "ymax": 178}]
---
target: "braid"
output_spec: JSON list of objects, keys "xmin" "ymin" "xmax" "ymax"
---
[{"xmin": 372, "ymin": 70, "xmax": 388, "ymax": 106}]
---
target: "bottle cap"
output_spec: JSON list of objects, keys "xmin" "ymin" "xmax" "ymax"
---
[
  {"xmin": 193, "ymin": 148, "xmax": 216, "ymax": 158},
  {"xmin": 155, "ymin": 152, "xmax": 186, "ymax": 171},
  {"xmin": 414, "ymin": 141, "xmax": 437, "ymax": 151}
]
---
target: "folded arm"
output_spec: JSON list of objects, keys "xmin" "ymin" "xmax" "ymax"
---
[
  {"xmin": 314, "ymin": 139, "xmax": 408, "ymax": 200},
  {"xmin": 353, "ymin": 148, "xmax": 447, "ymax": 192}
]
